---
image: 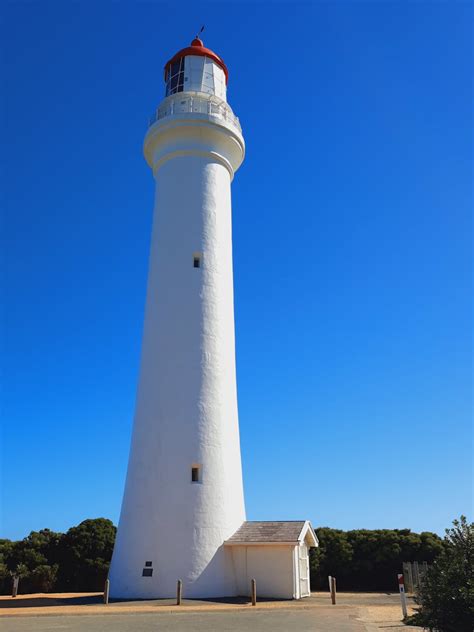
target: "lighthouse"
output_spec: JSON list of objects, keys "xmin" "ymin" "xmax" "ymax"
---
[
  {"xmin": 110, "ymin": 36, "xmax": 318, "ymax": 601},
  {"xmin": 109, "ymin": 36, "xmax": 246, "ymax": 599}
]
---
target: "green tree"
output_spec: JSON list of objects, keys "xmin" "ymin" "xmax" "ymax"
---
[
  {"xmin": 0, "ymin": 540, "xmax": 13, "ymax": 593},
  {"xmin": 310, "ymin": 527, "xmax": 443, "ymax": 591},
  {"xmin": 411, "ymin": 516, "xmax": 474, "ymax": 632},
  {"xmin": 8, "ymin": 563, "xmax": 29, "ymax": 595},
  {"xmin": 310, "ymin": 528, "xmax": 353, "ymax": 589},
  {"xmin": 0, "ymin": 520, "xmax": 116, "ymax": 594},
  {"xmin": 56, "ymin": 518, "xmax": 116, "ymax": 591},
  {"xmin": 1, "ymin": 529, "xmax": 63, "ymax": 593},
  {"xmin": 29, "ymin": 564, "xmax": 59, "ymax": 592}
]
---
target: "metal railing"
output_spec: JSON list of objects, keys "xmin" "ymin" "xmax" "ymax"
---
[{"xmin": 149, "ymin": 93, "xmax": 241, "ymax": 132}]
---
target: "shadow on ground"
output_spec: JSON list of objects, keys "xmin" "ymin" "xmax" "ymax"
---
[
  {"xmin": 0, "ymin": 595, "xmax": 104, "ymax": 609},
  {"xmin": 0, "ymin": 594, "xmax": 290, "ymax": 609}
]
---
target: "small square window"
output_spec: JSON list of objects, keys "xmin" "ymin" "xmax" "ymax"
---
[
  {"xmin": 142, "ymin": 568, "xmax": 153, "ymax": 577},
  {"xmin": 191, "ymin": 465, "xmax": 201, "ymax": 483},
  {"xmin": 145, "ymin": 561, "xmax": 152, "ymax": 567},
  {"xmin": 193, "ymin": 254, "xmax": 201, "ymax": 268}
]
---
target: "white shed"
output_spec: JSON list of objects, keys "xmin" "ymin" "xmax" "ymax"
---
[{"xmin": 224, "ymin": 521, "xmax": 318, "ymax": 600}]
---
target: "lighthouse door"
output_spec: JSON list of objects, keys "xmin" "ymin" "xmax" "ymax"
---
[{"xmin": 298, "ymin": 544, "xmax": 310, "ymax": 597}]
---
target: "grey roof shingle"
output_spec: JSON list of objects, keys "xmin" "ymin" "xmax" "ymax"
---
[{"xmin": 226, "ymin": 521, "xmax": 307, "ymax": 543}]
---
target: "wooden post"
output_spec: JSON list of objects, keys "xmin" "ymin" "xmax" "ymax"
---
[
  {"xmin": 103, "ymin": 579, "xmax": 110, "ymax": 605},
  {"xmin": 413, "ymin": 561, "xmax": 420, "ymax": 589},
  {"xmin": 330, "ymin": 576, "xmax": 336, "ymax": 604},
  {"xmin": 177, "ymin": 579, "xmax": 182, "ymax": 605},
  {"xmin": 397, "ymin": 574, "xmax": 408, "ymax": 619},
  {"xmin": 251, "ymin": 578, "xmax": 256, "ymax": 606},
  {"xmin": 12, "ymin": 576, "xmax": 19, "ymax": 598},
  {"xmin": 403, "ymin": 562, "xmax": 413, "ymax": 593}
]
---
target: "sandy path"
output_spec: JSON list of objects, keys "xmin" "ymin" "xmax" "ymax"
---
[{"xmin": 0, "ymin": 591, "xmax": 425, "ymax": 630}]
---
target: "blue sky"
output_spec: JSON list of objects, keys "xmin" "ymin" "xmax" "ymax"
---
[{"xmin": 2, "ymin": 1, "xmax": 472, "ymax": 540}]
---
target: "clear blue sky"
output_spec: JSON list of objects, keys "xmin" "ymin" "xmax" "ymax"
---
[{"xmin": 2, "ymin": 2, "xmax": 472, "ymax": 541}]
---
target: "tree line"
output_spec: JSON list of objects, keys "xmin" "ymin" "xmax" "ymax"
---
[
  {"xmin": 0, "ymin": 518, "xmax": 445, "ymax": 594},
  {"xmin": 0, "ymin": 518, "xmax": 116, "ymax": 594},
  {"xmin": 309, "ymin": 526, "xmax": 444, "ymax": 591}
]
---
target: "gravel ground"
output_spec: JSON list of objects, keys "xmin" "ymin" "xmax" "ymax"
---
[
  {"xmin": 0, "ymin": 592, "xmax": 424, "ymax": 631},
  {"xmin": 1, "ymin": 608, "xmax": 367, "ymax": 631}
]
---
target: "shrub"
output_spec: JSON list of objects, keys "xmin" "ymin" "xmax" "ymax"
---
[{"xmin": 413, "ymin": 516, "xmax": 474, "ymax": 632}]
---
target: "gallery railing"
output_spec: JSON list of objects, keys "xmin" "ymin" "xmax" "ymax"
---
[{"xmin": 149, "ymin": 94, "xmax": 241, "ymax": 132}]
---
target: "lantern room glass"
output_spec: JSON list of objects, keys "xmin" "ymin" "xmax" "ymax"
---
[{"xmin": 165, "ymin": 55, "xmax": 226, "ymax": 100}]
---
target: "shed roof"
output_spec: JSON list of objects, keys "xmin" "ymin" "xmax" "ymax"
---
[{"xmin": 224, "ymin": 521, "xmax": 318, "ymax": 547}]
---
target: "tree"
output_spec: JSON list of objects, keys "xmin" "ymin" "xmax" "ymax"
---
[
  {"xmin": 310, "ymin": 526, "xmax": 444, "ymax": 591},
  {"xmin": 1, "ymin": 529, "xmax": 63, "ymax": 594},
  {"xmin": 0, "ymin": 520, "xmax": 116, "ymax": 594},
  {"xmin": 29, "ymin": 565, "xmax": 59, "ymax": 592},
  {"xmin": 0, "ymin": 540, "xmax": 13, "ymax": 594},
  {"xmin": 56, "ymin": 518, "xmax": 116, "ymax": 591},
  {"xmin": 310, "ymin": 528, "xmax": 353, "ymax": 589},
  {"xmin": 9, "ymin": 563, "xmax": 29, "ymax": 595},
  {"xmin": 411, "ymin": 516, "xmax": 474, "ymax": 632}
]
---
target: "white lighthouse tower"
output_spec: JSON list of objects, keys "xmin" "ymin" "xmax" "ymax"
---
[{"xmin": 109, "ymin": 36, "xmax": 246, "ymax": 599}]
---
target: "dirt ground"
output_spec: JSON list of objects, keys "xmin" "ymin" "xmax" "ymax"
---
[{"xmin": 0, "ymin": 591, "xmax": 423, "ymax": 631}]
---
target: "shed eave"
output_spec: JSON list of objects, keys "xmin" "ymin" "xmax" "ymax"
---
[{"xmin": 298, "ymin": 520, "xmax": 319, "ymax": 547}]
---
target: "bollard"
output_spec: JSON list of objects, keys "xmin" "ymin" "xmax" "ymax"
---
[
  {"xmin": 12, "ymin": 576, "xmax": 19, "ymax": 598},
  {"xmin": 177, "ymin": 579, "xmax": 183, "ymax": 605},
  {"xmin": 251, "ymin": 578, "xmax": 256, "ymax": 606},
  {"xmin": 103, "ymin": 579, "xmax": 110, "ymax": 605},
  {"xmin": 397, "ymin": 574, "xmax": 408, "ymax": 619},
  {"xmin": 330, "ymin": 576, "xmax": 336, "ymax": 605}
]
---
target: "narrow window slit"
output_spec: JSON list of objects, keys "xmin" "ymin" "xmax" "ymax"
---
[{"xmin": 191, "ymin": 465, "xmax": 201, "ymax": 483}]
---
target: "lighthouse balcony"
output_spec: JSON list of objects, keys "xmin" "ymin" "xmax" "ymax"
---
[{"xmin": 149, "ymin": 92, "xmax": 241, "ymax": 133}]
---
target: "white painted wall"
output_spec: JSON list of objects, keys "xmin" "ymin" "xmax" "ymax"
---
[
  {"xmin": 231, "ymin": 546, "xmax": 297, "ymax": 600},
  {"xmin": 109, "ymin": 82, "xmax": 245, "ymax": 599},
  {"xmin": 297, "ymin": 544, "xmax": 310, "ymax": 597}
]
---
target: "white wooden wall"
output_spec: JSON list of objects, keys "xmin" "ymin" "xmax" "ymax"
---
[{"xmin": 231, "ymin": 546, "xmax": 297, "ymax": 599}]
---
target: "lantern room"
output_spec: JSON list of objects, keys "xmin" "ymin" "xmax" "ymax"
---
[{"xmin": 164, "ymin": 38, "xmax": 228, "ymax": 101}]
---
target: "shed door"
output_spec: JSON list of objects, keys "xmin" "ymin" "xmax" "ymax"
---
[{"xmin": 298, "ymin": 545, "xmax": 310, "ymax": 597}]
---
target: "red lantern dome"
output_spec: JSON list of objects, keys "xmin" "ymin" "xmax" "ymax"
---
[{"xmin": 164, "ymin": 38, "xmax": 229, "ymax": 85}]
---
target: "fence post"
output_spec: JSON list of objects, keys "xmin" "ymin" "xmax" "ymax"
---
[
  {"xmin": 12, "ymin": 576, "xmax": 19, "ymax": 598},
  {"xmin": 413, "ymin": 561, "xmax": 420, "ymax": 589},
  {"xmin": 405, "ymin": 562, "xmax": 414, "ymax": 593},
  {"xmin": 330, "ymin": 576, "xmax": 336, "ymax": 605},
  {"xmin": 397, "ymin": 574, "xmax": 408, "ymax": 619},
  {"xmin": 103, "ymin": 579, "xmax": 110, "ymax": 605},
  {"xmin": 251, "ymin": 578, "xmax": 256, "ymax": 606},
  {"xmin": 177, "ymin": 579, "xmax": 182, "ymax": 605}
]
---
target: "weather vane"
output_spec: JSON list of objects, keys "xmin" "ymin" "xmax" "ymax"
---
[{"xmin": 196, "ymin": 25, "xmax": 204, "ymax": 39}]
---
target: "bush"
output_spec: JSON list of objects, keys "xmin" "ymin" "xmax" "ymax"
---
[{"xmin": 412, "ymin": 516, "xmax": 474, "ymax": 632}]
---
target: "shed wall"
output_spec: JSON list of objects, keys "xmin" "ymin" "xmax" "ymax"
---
[{"xmin": 231, "ymin": 546, "xmax": 296, "ymax": 599}]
